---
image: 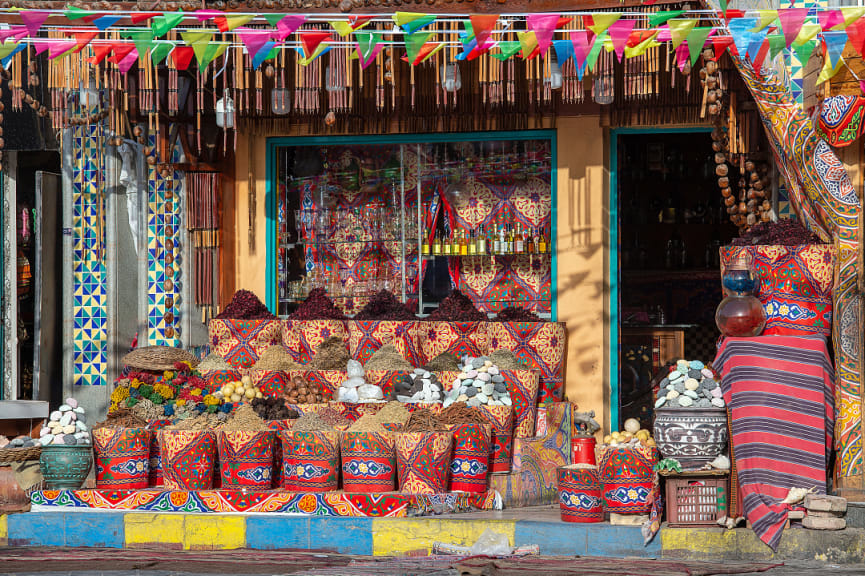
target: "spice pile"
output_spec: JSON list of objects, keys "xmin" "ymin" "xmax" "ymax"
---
[
  {"xmin": 251, "ymin": 396, "xmax": 300, "ymax": 421},
  {"xmin": 489, "ymin": 349, "xmax": 528, "ymax": 370},
  {"xmin": 337, "ymin": 360, "xmax": 383, "ymax": 403},
  {"xmin": 284, "ymin": 374, "xmax": 326, "ymax": 404},
  {"xmin": 440, "ymin": 402, "xmax": 489, "ymax": 427},
  {"xmin": 731, "ymin": 218, "xmax": 824, "ymax": 246},
  {"xmin": 215, "ymin": 290, "xmax": 277, "ymax": 320},
  {"xmin": 403, "ymin": 409, "xmax": 449, "ymax": 432},
  {"xmin": 289, "ymin": 288, "xmax": 348, "ymax": 321},
  {"xmin": 168, "ymin": 412, "xmax": 220, "ymax": 430},
  {"xmin": 495, "ymin": 307, "xmax": 541, "ymax": 322},
  {"xmin": 374, "ymin": 401, "xmax": 411, "ymax": 425},
  {"xmin": 317, "ymin": 407, "xmax": 352, "ymax": 428},
  {"xmin": 40, "ymin": 398, "xmax": 91, "ymax": 446},
  {"xmin": 394, "ymin": 369, "xmax": 445, "ymax": 403},
  {"xmin": 354, "ymin": 290, "xmax": 417, "ymax": 321},
  {"xmin": 93, "ymin": 408, "xmax": 147, "ymax": 430},
  {"xmin": 197, "ymin": 353, "xmax": 232, "ymax": 372},
  {"xmin": 444, "ymin": 356, "xmax": 511, "ymax": 408},
  {"xmin": 218, "ymin": 404, "xmax": 268, "ymax": 432},
  {"xmin": 423, "ymin": 352, "xmax": 461, "ymax": 372},
  {"xmin": 347, "ymin": 414, "xmax": 389, "ymax": 433},
  {"xmin": 252, "ymin": 346, "xmax": 303, "ymax": 371},
  {"xmin": 427, "ymin": 290, "xmax": 487, "ymax": 322},
  {"xmin": 364, "ymin": 344, "xmax": 413, "ymax": 371},
  {"xmin": 310, "ymin": 337, "xmax": 351, "ymax": 370},
  {"xmin": 292, "ymin": 412, "xmax": 335, "ymax": 432},
  {"xmin": 654, "ymin": 359, "xmax": 724, "ymax": 409}
]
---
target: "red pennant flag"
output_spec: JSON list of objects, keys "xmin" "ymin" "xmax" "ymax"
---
[
  {"xmin": 847, "ymin": 19, "xmax": 865, "ymax": 58},
  {"xmin": 108, "ymin": 43, "xmax": 135, "ymax": 64},
  {"xmin": 171, "ymin": 46, "xmax": 195, "ymax": 70},
  {"xmin": 131, "ymin": 13, "xmax": 162, "ymax": 24},
  {"xmin": 555, "ymin": 17, "xmax": 573, "ymax": 29},
  {"xmin": 750, "ymin": 38, "xmax": 770, "ymax": 71},
  {"xmin": 411, "ymin": 42, "xmax": 440, "ymax": 65},
  {"xmin": 712, "ymin": 36, "xmax": 735, "ymax": 59},
  {"xmin": 81, "ymin": 13, "xmax": 105, "ymax": 24},
  {"xmin": 778, "ymin": 8, "xmax": 808, "ymax": 48},
  {"xmin": 627, "ymin": 30, "xmax": 656, "ymax": 48},
  {"xmin": 89, "ymin": 44, "xmax": 113, "ymax": 64},
  {"xmin": 349, "ymin": 16, "xmax": 374, "ymax": 29},
  {"xmin": 73, "ymin": 31, "xmax": 99, "ymax": 52},
  {"xmin": 300, "ymin": 31, "xmax": 331, "ymax": 58},
  {"xmin": 721, "ymin": 9, "xmax": 745, "ymax": 22},
  {"xmin": 470, "ymin": 14, "xmax": 499, "ymax": 50}
]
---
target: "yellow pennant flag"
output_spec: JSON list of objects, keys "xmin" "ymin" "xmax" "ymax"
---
[
  {"xmin": 751, "ymin": 10, "xmax": 778, "ymax": 32},
  {"xmin": 330, "ymin": 21, "xmax": 354, "ymax": 37},
  {"xmin": 625, "ymin": 37, "xmax": 660, "ymax": 59},
  {"xmin": 668, "ymin": 19, "xmax": 696, "ymax": 50},
  {"xmin": 223, "ymin": 14, "xmax": 253, "ymax": 32},
  {"xmin": 793, "ymin": 23, "xmax": 820, "ymax": 45},
  {"xmin": 838, "ymin": 7, "xmax": 865, "ymax": 29},
  {"xmin": 518, "ymin": 30, "xmax": 538, "ymax": 57},
  {"xmin": 816, "ymin": 55, "xmax": 844, "ymax": 84},
  {"xmin": 419, "ymin": 42, "xmax": 446, "ymax": 64},
  {"xmin": 299, "ymin": 42, "xmax": 330, "ymax": 66},
  {"xmin": 589, "ymin": 13, "xmax": 621, "ymax": 36}
]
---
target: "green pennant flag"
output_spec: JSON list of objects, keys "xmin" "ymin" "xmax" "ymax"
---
[
  {"xmin": 153, "ymin": 12, "xmax": 185, "ymax": 38},
  {"xmin": 767, "ymin": 34, "xmax": 786, "ymax": 60},
  {"xmin": 200, "ymin": 42, "xmax": 228, "ymax": 68},
  {"xmin": 649, "ymin": 10, "xmax": 684, "ymax": 28},
  {"xmin": 793, "ymin": 38, "xmax": 815, "ymax": 66},
  {"xmin": 687, "ymin": 27, "xmax": 713, "ymax": 66},
  {"xmin": 181, "ymin": 31, "xmax": 214, "ymax": 66},
  {"xmin": 492, "ymin": 41, "xmax": 521, "ymax": 61},
  {"xmin": 265, "ymin": 45, "xmax": 280, "ymax": 60},
  {"xmin": 393, "ymin": 12, "xmax": 436, "ymax": 34},
  {"xmin": 355, "ymin": 31, "xmax": 381, "ymax": 62},
  {"xmin": 405, "ymin": 32, "xmax": 431, "ymax": 65},
  {"xmin": 586, "ymin": 31, "xmax": 607, "ymax": 72},
  {"xmin": 65, "ymin": 7, "xmax": 96, "ymax": 20},
  {"xmin": 463, "ymin": 21, "xmax": 475, "ymax": 42},
  {"xmin": 126, "ymin": 29, "xmax": 156, "ymax": 59},
  {"xmin": 668, "ymin": 19, "xmax": 697, "ymax": 50},
  {"xmin": 0, "ymin": 42, "xmax": 21, "ymax": 60},
  {"xmin": 264, "ymin": 14, "xmax": 286, "ymax": 27},
  {"xmin": 151, "ymin": 42, "xmax": 173, "ymax": 64}
]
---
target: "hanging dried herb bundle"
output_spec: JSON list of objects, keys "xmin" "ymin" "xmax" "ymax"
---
[
  {"xmin": 495, "ymin": 306, "xmax": 541, "ymax": 322},
  {"xmin": 731, "ymin": 219, "xmax": 824, "ymax": 246},
  {"xmin": 426, "ymin": 290, "xmax": 486, "ymax": 322},
  {"xmin": 289, "ymin": 288, "xmax": 348, "ymax": 321},
  {"xmin": 216, "ymin": 290, "xmax": 276, "ymax": 320},
  {"xmin": 354, "ymin": 290, "xmax": 418, "ymax": 321}
]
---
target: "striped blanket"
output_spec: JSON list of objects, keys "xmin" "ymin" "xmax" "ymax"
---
[{"xmin": 714, "ymin": 336, "xmax": 834, "ymax": 551}]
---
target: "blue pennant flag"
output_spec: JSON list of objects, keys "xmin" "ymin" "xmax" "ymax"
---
[
  {"xmin": 728, "ymin": 17, "xmax": 758, "ymax": 60},
  {"xmin": 2, "ymin": 43, "xmax": 25, "ymax": 68},
  {"xmin": 553, "ymin": 39, "xmax": 574, "ymax": 65},
  {"xmin": 93, "ymin": 15, "xmax": 123, "ymax": 30},
  {"xmin": 822, "ymin": 31, "xmax": 848, "ymax": 69}
]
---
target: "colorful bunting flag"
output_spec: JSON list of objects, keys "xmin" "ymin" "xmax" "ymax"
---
[
  {"xmin": 152, "ymin": 12, "xmax": 184, "ymax": 38},
  {"xmin": 751, "ymin": 10, "xmax": 778, "ymax": 33},
  {"xmin": 72, "ymin": 31, "xmax": 99, "ymax": 52},
  {"xmin": 648, "ymin": 10, "xmax": 683, "ymax": 28},
  {"xmin": 356, "ymin": 31, "xmax": 383, "ymax": 69},
  {"xmin": 687, "ymin": 27, "xmax": 713, "ymax": 66},
  {"xmin": 492, "ymin": 41, "xmax": 522, "ymax": 61},
  {"xmin": 171, "ymin": 45, "xmax": 195, "ymax": 70},
  {"xmin": 839, "ymin": 7, "xmax": 865, "ymax": 29},
  {"xmin": 151, "ymin": 42, "xmax": 173, "ymax": 64},
  {"xmin": 792, "ymin": 38, "xmax": 815, "ymax": 67},
  {"xmin": 89, "ymin": 43, "xmax": 113, "ymax": 65},
  {"xmin": 823, "ymin": 31, "xmax": 848, "ymax": 69},
  {"xmin": 93, "ymin": 15, "xmax": 123, "ymax": 31},
  {"xmin": 274, "ymin": 15, "xmax": 306, "ymax": 40},
  {"xmin": 470, "ymin": 14, "xmax": 498, "ymax": 50},
  {"xmin": 393, "ymin": 12, "xmax": 436, "ymax": 34},
  {"xmin": 237, "ymin": 28, "xmax": 272, "ymax": 58},
  {"xmin": 767, "ymin": 34, "xmax": 786, "ymax": 61},
  {"xmin": 585, "ymin": 31, "xmax": 606, "ymax": 71},
  {"xmin": 816, "ymin": 54, "xmax": 844, "ymax": 84},
  {"xmin": 847, "ymin": 18, "xmax": 865, "ymax": 58},
  {"xmin": 794, "ymin": 23, "xmax": 820, "ymax": 46},
  {"xmin": 299, "ymin": 43, "xmax": 330, "ymax": 66},
  {"xmin": 552, "ymin": 38, "xmax": 573, "ymax": 64},
  {"xmin": 0, "ymin": 27, "xmax": 25, "ymax": 44},
  {"xmin": 818, "ymin": 10, "xmax": 843, "ymax": 31},
  {"xmin": 49, "ymin": 41, "xmax": 76, "ymax": 59},
  {"xmin": 588, "ymin": 13, "xmax": 621, "ymax": 37},
  {"xmin": 299, "ymin": 31, "xmax": 331, "ymax": 58},
  {"xmin": 405, "ymin": 32, "xmax": 432, "ymax": 65},
  {"xmin": 668, "ymin": 19, "xmax": 696, "ymax": 50},
  {"xmin": 118, "ymin": 49, "xmax": 139, "ymax": 74},
  {"xmin": 712, "ymin": 36, "xmax": 735, "ymax": 59},
  {"xmin": 64, "ymin": 7, "xmax": 96, "ymax": 21},
  {"xmin": 728, "ymin": 18, "xmax": 758, "ymax": 59},
  {"xmin": 131, "ymin": 13, "xmax": 162, "ymax": 25},
  {"xmin": 252, "ymin": 40, "xmax": 277, "ymax": 70},
  {"xmin": 778, "ymin": 8, "xmax": 808, "ymax": 47},
  {"xmin": 608, "ymin": 19, "xmax": 635, "ymax": 61},
  {"xmin": 527, "ymin": 13, "xmax": 559, "ymax": 57},
  {"xmin": 517, "ymin": 31, "xmax": 538, "ymax": 59},
  {"xmin": 20, "ymin": 11, "xmax": 48, "ymax": 36},
  {"xmin": 108, "ymin": 43, "xmax": 136, "ymax": 64},
  {"xmin": 215, "ymin": 14, "xmax": 254, "ymax": 33}
]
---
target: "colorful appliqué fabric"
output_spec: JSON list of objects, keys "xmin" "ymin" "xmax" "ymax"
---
[{"xmin": 817, "ymin": 95, "xmax": 865, "ymax": 148}]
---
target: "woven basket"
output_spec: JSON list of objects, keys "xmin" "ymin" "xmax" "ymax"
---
[
  {"xmin": 0, "ymin": 445, "xmax": 42, "ymax": 463},
  {"xmin": 122, "ymin": 346, "xmax": 199, "ymax": 371}
]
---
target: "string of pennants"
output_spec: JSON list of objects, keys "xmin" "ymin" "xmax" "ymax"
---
[{"xmin": 0, "ymin": 7, "xmax": 864, "ymax": 85}]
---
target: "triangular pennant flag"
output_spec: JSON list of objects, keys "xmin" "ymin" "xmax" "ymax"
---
[
  {"xmin": 823, "ymin": 31, "xmax": 848, "ymax": 69},
  {"xmin": 746, "ymin": 36, "xmax": 764, "ymax": 62},
  {"xmin": 588, "ymin": 13, "xmax": 621, "ymax": 36},
  {"xmin": 627, "ymin": 30, "xmax": 657, "ymax": 48},
  {"xmin": 527, "ymin": 13, "xmax": 560, "ymax": 57},
  {"xmin": 33, "ymin": 40, "xmax": 50, "ymax": 56},
  {"xmin": 570, "ymin": 29, "xmax": 593, "ymax": 70},
  {"xmin": 194, "ymin": 10, "xmax": 222, "ymax": 22},
  {"xmin": 0, "ymin": 26, "xmax": 25, "ymax": 44},
  {"xmin": 356, "ymin": 33, "xmax": 384, "ymax": 69},
  {"xmin": 1, "ymin": 43, "xmax": 24, "ymax": 67},
  {"xmin": 264, "ymin": 14, "xmax": 286, "ymax": 27},
  {"xmin": 625, "ymin": 36, "xmax": 660, "ymax": 59},
  {"xmin": 687, "ymin": 27, "xmax": 713, "ymax": 66},
  {"xmin": 712, "ymin": 36, "xmax": 735, "ymax": 59},
  {"xmin": 668, "ymin": 19, "xmax": 697, "ymax": 50},
  {"xmin": 816, "ymin": 54, "xmax": 844, "ymax": 84},
  {"xmin": 200, "ymin": 42, "xmax": 228, "ymax": 68},
  {"xmin": 20, "ymin": 11, "xmax": 49, "ymax": 36},
  {"xmin": 728, "ymin": 18, "xmax": 758, "ymax": 58},
  {"xmin": 171, "ymin": 45, "xmax": 195, "ymax": 70},
  {"xmin": 215, "ymin": 14, "xmax": 253, "ymax": 33},
  {"xmin": 49, "ymin": 41, "xmax": 76, "ymax": 59},
  {"xmin": 751, "ymin": 10, "xmax": 778, "ymax": 33},
  {"xmin": 0, "ymin": 42, "xmax": 22, "ymax": 60},
  {"xmin": 237, "ymin": 28, "xmax": 272, "ymax": 58},
  {"xmin": 73, "ymin": 31, "xmax": 99, "ymax": 52},
  {"xmin": 415, "ymin": 42, "xmax": 446, "ymax": 65},
  {"xmin": 767, "ymin": 34, "xmax": 786, "ymax": 60},
  {"xmin": 793, "ymin": 38, "xmax": 815, "ymax": 66},
  {"xmin": 553, "ymin": 39, "xmax": 573, "ymax": 64},
  {"xmin": 393, "ymin": 12, "xmax": 436, "ymax": 34},
  {"xmin": 778, "ymin": 8, "xmax": 807, "ymax": 47},
  {"xmin": 93, "ymin": 15, "xmax": 123, "ymax": 30},
  {"xmin": 751, "ymin": 38, "xmax": 771, "ymax": 71},
  {"xmin": 127, "ymin": 29, "xmax": 156, "ymax": 58},
  {"xmin": 586, "ymin": 31, "xmax": 607, "ymax": 72},
  {"xmin": 839, "ymin": 7, "xmax": 865, "ymax": 29},
  {"xmin": 151, "ymin": 42, "xmax": 173, "ymax": 64},
  {"xmin": 794, "ymin": 23, "xmax": 821, "ymax": 46},
  {"xmin": 861, "ymin": 80, "xmax": 865, "ymax": 94},
  {"xmin": 118, "ymin": 49, "xmax": 139, "ymax": 74},
  {"xmin": 152, "ymin": 12, "xmax": 184, "ymax": 37},
  {"xmin": 470, "ymin": 14, "xmax": 499, "ymax": 50},
  {"xmin": 405, "ymin": 31, "xmax": 432, "ymax": 65},
  {"xmin": 847, "ymin": 19, "xmax": 865, "ymax": 58},
  {"xmin": 608, "ymin": 19, "xmax": 635, "ymax": 61},
  {"xmin": 89, "ymin": 43, "xmax": 113, "ymax": 64},
  {"xmin": 274, "ymin": 15, "xmax": 306, "ymax": 40},
  {"xmin": 819, "ymin": 10, "xmax": 843, "ymax": 31},
  {"xmin": 131, "ymin": 13, "xmax": 162, "ymax": 24},
  {"xmin": 108, "ymin": 43, "xmax": 136, "ymax": 64},
  {"xmin": 181, "ymin": 31, "xmax": 213, "ymax": 65},
  {"xmin": 649, "ymin": 10, "xmax": 683, "ymax": 28},
  {"xmin": 299, "ymin": 31, "xmax": 331, "ymax": 58},
  {"xmin": 299, "ymin": 43, "xmax": 331, "ymax": 66},
  {"xmin": 252, "ymin": 40, "xmax": 277, "ymax": 70},
  {"xmin": 65, "ymin": 7, "xmax": 96, "ymax": 20},
  {"xmin": 517, "ymin": 31, "xmax": 538, "ymax": 59},
  {"xmin": 675, "ymin": 42, "xmax": 689, "ymax": 72},
  {"xmin": 492, "ymin": 41, "xmax": 522, "ymax": 61},
  {"xmin": 349, "ymin": 16, "xmax": 374, "ymax": 29},
  {"xmin": 330, "ymin": 21, "xmax": 354, "ymax": 37}
]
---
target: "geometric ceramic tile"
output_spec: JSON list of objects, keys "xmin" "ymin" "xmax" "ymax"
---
[{"xmin": 71, "ymin": 124, "xmax": 108, "ymax": 386}]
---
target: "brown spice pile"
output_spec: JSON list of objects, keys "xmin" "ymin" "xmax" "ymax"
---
[
  {"xmin": 288, "ymin": 288, "xmax": 348, "ymax": 321},
  {"xmin": 423, "ymin": 352, "xmax": 461, "ymax": 372},
  {"xmin": 253, "ymin": 346, "xmax": 303, "ymax": 371},
  {"xmin": 364, "ymin": 344, "xmax": 413, "ymax": 372},
  {"xmin": 310, "ymin": 337, "xmax": 351, "ymax": 370},
  {"xmin": 218, "ymin": 404, "xmax": 268, "ymax": 432},
  {"xmin": 284, "ymin": 374, "xmax": 325, "ymax": 404},
  {"xmin": 426, "ymin": 290, "xmax": 486, "ymax": 322},
  {"xmin": 489, "ymin": 349, "xmax": 528, "ymax": 370},
  {"xmin": 374, "ymin": 401, "xmax": 411, "ymax": 424},
  {"xmin": 403, "ymin": 409, "xmax": 449, "ymax": 432},
  {"xmin": 292, "ymin": 412, "xmax": 335, "ymax": 432},
  {"xmin": 317, "ymin": 407, "xmax": 350, "ymax": 428},
  {"xmin": 168, "ymin": 413, "xmax": 219, "ymax": 430},
  {"xmin": 92, "ymin": 409, "xmax": 148, "ymax": 430},
  {"xmin": 347, "ymin": 414, "xmax": 389, "ymax": 433},
  {"xmin": 439, "ymin": 402, "xmax": 488, "ymax": 427}
]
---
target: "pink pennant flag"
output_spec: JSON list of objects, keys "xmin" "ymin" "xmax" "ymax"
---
[
  {"xmin": 860, "ymin": 80, "xmax": 865, "ymax": 94},
  {"xmin": 13, "ymin": 27, "xmax": 29, "ymax": 42},
  {"xmin": 818, "ymin": 9, "xmax": 843, "ymax": 31},
  {"xmin": 570, "ymin": 29, "xmax": 593, "ymax": 69},
  {"xmin": 118, "ymin": 49, "xmax": 139, "ymax": 74},
  {"xmin": 778, "ymin": 8, "xmax": 807, "ymax": 47},
  {"xmin": 0, "ymin": 26, "xmax": 26, "ymax": 44},
  {"xmin": 33, "ymin": 40, "xmax": 52, "ymax": 55},
  {"xmin": 656, "ymin": 26, "xmax": 672, "ymax": 42},
  {"xmin": 194, "ymin": 10, "xmax": 222, "ymax": 22},
  {"xmin": 237, "ymin": 28, "xmax": 271, "ymax": 58},
  {"xmin": 20, "ymin": 11, "xmax": 49, "ymax": 36},
  {"xmin": 358, "ymin": 42, "xmax": 384, "ymax": 69},
  {"xmin": 49, "ymin": 40, "xmax": 76, "ymax": 59},
  {"xmin": 676, "ymin": 42, "xmax": 690, "ymax": 72},
  {"xmin": 526, "ymin": 13, "xmax": 560, "ymax": 57},
  {"xmin": 608, "ymin": 19, "xmax": 636, "ymax": 61},
  {"xmin": 275, "ymin": 15, "xmax": 306, "ymax": 40}
]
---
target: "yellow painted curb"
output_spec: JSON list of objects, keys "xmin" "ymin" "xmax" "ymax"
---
[
  {"xmin": 184, "ymin": 515, "xmax": 246, "ymax": 550},
  {"xmin": 125, "ymin": 514, "xmax": 185, "ymax": 548},
  {"xmin": 0, "ymin": 515, "xmax": 7, "ymax": 545},
  {"xmin": 661, "ymin": 527, "xmax": 739, "ymax": 557},
  {"xmin": 372, "ymin": 518, "xmax": 515, "ymax": 556}
]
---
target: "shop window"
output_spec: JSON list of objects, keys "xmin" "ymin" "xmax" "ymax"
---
[{"xmin": 273, "ymin": 135, "xmax": 554, "ymax": 318}]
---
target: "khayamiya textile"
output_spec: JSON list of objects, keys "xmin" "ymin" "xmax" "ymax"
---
[
  {"xmin": 732, "ymin": 57, "xmax": 860, "ymax": 482},
  {"xmin": 714, "ymin": 336, "xmax": 834, "ymax": 550},
  {"xmin": 817, "ymin": 95, "xmax": 865, "ymax": 147}
]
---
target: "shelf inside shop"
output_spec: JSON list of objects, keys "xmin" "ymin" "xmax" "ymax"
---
[
  {"xmin": 281, "ymin": 240, "xmax": 421, "ymax": 247},
  {"xmin": 422, "ymin": 252, "xmax": 552, "ymax": 260}
]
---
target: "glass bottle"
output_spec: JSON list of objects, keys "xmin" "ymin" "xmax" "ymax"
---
[
  {"xmin": 460, "ymin": 230, "xmax": 468, "ymax": 256},
  {"xmin": 716, "ymin": 252, "xmax": 766, "ymax": 337},
  {"xmin": 539, "ymin": 228, "xmax": 548, "ymax": 254},
  {"xmin": 442, "ymin": 232, "xmax": 451, "ymax": 256},
  {"xmin": 526, "ymin": 226, "xmax": 534, "ymax": 254},
  {"xmin": 468, "ymin": 230, "xmax": 476, "ymax": 256},
  {"xmin": 422, "ymin": 233, "xmax": 430, "ymax": 255},
  {"xmin": 515, "ymin": 224, "xmax": 524, "ymax": 254},
  {"xmin": 433, "ymin": 232, "xmax": 442, "ymax": 255},
  {"xmin": 533, "ymin": 228, "xmax": 541, "ymax": 253},
  {"xmin": 494, "ymin": 226, "xmax": 502, "ymax": 255},
  {"xmin": 478, "ymin": 227, "xmax": 487, "ymax": 255}
]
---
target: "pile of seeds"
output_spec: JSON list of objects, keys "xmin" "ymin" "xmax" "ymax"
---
[
  {"xmin": 289, "ymin": 288, "xmax": 348, "ymax": 321},
  {"xmin": 489, "ymin": 349, "xmax": 528, "ymax": 370},
  {"xmin": 285, "ymin": 374, "xmax": 326, "ymax": 404},
  {"xmin": 403, "ymin": 409, "xmax": 449, "ymax": 433},
  {"xmin": 347, "ymin": 414, "xmax": 389, "ymax": 434},
  {"xmin": 131, "ymin": 399, "xmax": 165, "ymax": 422},
  {"xmin": 394, "ymin": 369, "xmax": 445, "ymax": 403},
  {"xmin": 364, "ymin": 344, "xmax": 413, "ymax": 372},
  {"xmin": 310, "ymin": 337, "xmax": 351, "ymax": 370},
  {"xmin": 168, "ymin": 413, "xmax": 220, "ymax": 430},
  {"xmin": 292, "ymin": 412, "xmax": 335, "ymax": 432},
  {"xmin": 253, "ymin": 346, "xmax": 303, "ymax": 371},
  {"xmin": 218, "ymin": 404, "xmax": 268, "ymax": 432},
  {"xmin": 426, "ymin": 290, "xmax": 486, "ymax": 322},
  {"xmin": 93, "ymin": 408, "xmax": 147, "ymax": 430},
  {"xmin": 317, "ymin": 407, "xmax": 351, "ymax": 428},
  {"xmin": 422, "ymin": 352, "xmax": 461, "ymax": 372},
  {"xmin": 374, "ymin": 401, "xmax": 411, "ymax": 424},
  {"xmin": 197, "ymin": 353, "xmax": 232, "ymax": 372},
  {"xmin": 444, "ymin": 356, "xmax": 512, "ymax": 408},
  {"xmin": 251, "ymin": 396, "xmax": 300, "ymax": 421},
  {"xmin": 439, "ymin": 402, "xmax": 488, "ymax": 427}
]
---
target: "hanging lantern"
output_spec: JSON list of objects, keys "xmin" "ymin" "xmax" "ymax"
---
[
  {"xmin": 440, "ymin": 63, "xmax": 462, "ymax": 92},
  {"xmin": 216, "ymin": 94, "xmax": 235, "ymax": 129},
  {"xmin": 592, "ymin": 71, "xmax": 614, "ymax": 105},
  {"xmin": 272, "ymin": 79, "xmax": 290, "ymax": 115},
  {"xmin": 546, "ymin": 52, "xmax": 563, "ymax": 90}
]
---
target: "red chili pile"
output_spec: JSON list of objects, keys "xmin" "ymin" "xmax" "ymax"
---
[
  {"xmin": 495, "ymin": 306, "xmax": 541, "ymax": 322},
  {"xmin": 354, "ymin": 290, "xmax": 418, "ymax": 321},
  {"xmin": 216, "ymin": 290, "xmax": 277, "ymax": 320},
  {"xmin": 731, "ymin": 219, "xmax": 824, "ymax": 246},
  {"xmin": 427, "ymin": 290, "xmax": 486, "ymax": 322},
  {"xmin": 289, "ymin": 288, "xmax": 348, "ymax": 321}
]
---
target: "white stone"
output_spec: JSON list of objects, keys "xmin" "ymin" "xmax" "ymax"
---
[
  {"xmin": 52, "ymin": 434, "xmax": 66, "ymax": 445},
  {"xmin": 59, "ymin": 404, "xmax": 72, "ymax": 412},
  {"xmin": 346, "ymin": 360, "xmax": 365, "ymax": 378},
  {"xmin": 666, "ymin": 390, "xmax": 680, "ymax": 400},
  {"xmin": 76, "ymin": 420, "xmax": 88, "ymax": 432},
  {"xmin": 39, "ymin": 435, "xmax": 54, "ymax": 446},
  {"xmin": 60, "ymin": 412, "xmax": 73, "ymax": 427},
  {"xmin": 501, "ymin": 396, "xmax": 512, "ymax": 406},
  {"xmin": 74, "ymin": 407, "xmax": 85, "ymax": 414},
  {"xmin": 711, "ymin": 387, "xmax": 723, "ymax": 398},
  {"xmin": 49, "ymin": 410, "xmax": 62, "ymax": 422},
  {"xmin": 476, "ymin": 393, "xmax": 488, "ymax": 403},
  {"xmin": 677, "ymin": 396, "xmax": 693, "ymax": 407},
  {"xmin": 341, "ymin": 376, "xmax": 365, "ymax": 389},
  {"xmin": 357, "ymin": 384, "xmax": 383, "ymax": 401},
  {"xmin": 476, "ymin": 372, "xmax": 491, "ymax": 382},
  {"xmin": 74, "ymin": 432, "xmax": 88, "ymax": 440},
  {"xmin": 488, "ymin": 366, "xmax": 499, "ymax": 375},
  {"xmin": 443, "ymin": 397, "xmax": 454, "ymax": 408},
  {"xmin": 711, "ymin": 397, "xmax": 726, "ymax": 408},
  {"xmin": 684, "ymin": 378, "xmax": 700, "ymax": 391},
  {"xmin": 65, "ymin": 398, "xmax": 79, "ymax": 409}
]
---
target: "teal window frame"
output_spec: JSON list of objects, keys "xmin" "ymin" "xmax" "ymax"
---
[{"xmin": 265, "ymin": 130, "xmax": 558, "ymax": 320}]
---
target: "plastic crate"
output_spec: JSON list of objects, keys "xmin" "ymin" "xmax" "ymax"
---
[{"xmin": 665, "ymin": 475, "xmax": 728, "ymax": 527}]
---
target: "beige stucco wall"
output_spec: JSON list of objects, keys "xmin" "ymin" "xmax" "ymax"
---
[{"xmin": 231, "ymin": 119, "xmax": 611, "ymax": 432}]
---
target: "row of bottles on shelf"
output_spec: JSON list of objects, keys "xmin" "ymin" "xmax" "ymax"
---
[{"xmin": 422, "ymin": 225, "xmax": 550, "ymax": 257}]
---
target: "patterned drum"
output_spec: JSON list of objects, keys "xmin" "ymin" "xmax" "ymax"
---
[
  {"xmin": 280, "ymin": 431, "xmax": 340, "ymax": 492},
  {"xmin": 476, "ymin": 405, "xmax": 514, "ymax": 473},
  {"xmin": 146, "ymin": 420, "xmax": 172, "ymax": 487},
  {"xmin": 395, "ymin": 432, "xmax": 452, "ymax": 494},
  {"xmin": 266, "ymin": 419, "xmax": 294, "ymax": 488},
  {"xmin": 341, "ymin": 431, "xmax": 396, "ymax": 492},
  {"xmin": 557, "ymin": 465, "xmax": 603, "ymax": 523},
  {"xmin": 93, "ymin": 427, "xmax": 150, "ymax": 489},
  {"xmin": 602, "ymin": 479, "xmax": 654, "ymax": 514},
  {"xmin": 598, "ymin": 445, "xmax": 657, "ymax": 515},
  {"xmin": 449, "ymin": 424, "xmax": 491, "ymax": 492},
  {"xmin": 218, "ymin": 431, "xmax": 275, "ymax": 490},
  {"xmin": 159, "ymin": 430, "xmax": 217, "ymax": 490}
]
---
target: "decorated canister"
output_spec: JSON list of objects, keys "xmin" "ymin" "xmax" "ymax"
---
[
  {"xmin": 449, "ymin": 423, "xmax": 491, "ymax": 493},
  {"xmin": 571, "ymin": 436, "xmax": 597, "ymax": 466},
  {"xmin": 159, "ymin": 430, "xmax": 217, "ymax": 490},
  {"xmin": 341, "ymin": 431, "xmax": 396, "ymax": 492},
  {"xmin": 557, "ymin": 464, "xmax": 603, "ymax": 523},
  {"xmin": 146, "ymin": 420, "xmax": 172, "ymax": 487},
  {"xmin": 92, "ymin": 427, "xmax": 150, "ymax": 489},
  {"xmin": 280, "ymin": 430, "xmax": 340, "ymax": 492},
  {"xmin": 476, "ymin": 404, "xmax": 514, "ymax": 473},
  {"xmin": 266, "ymin": 419, "xmax": 294, "ymax": 488},
  {"xmin": 395, "ymin": 431, "xmax": 452, "ymax": 494},
  {"xmin": 598, "ymin": 445, "xmax": 657, "ymax": 515},
  {"xmin": 217, "ymin": 430, "xmax": 275, "ymax": 490}
]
